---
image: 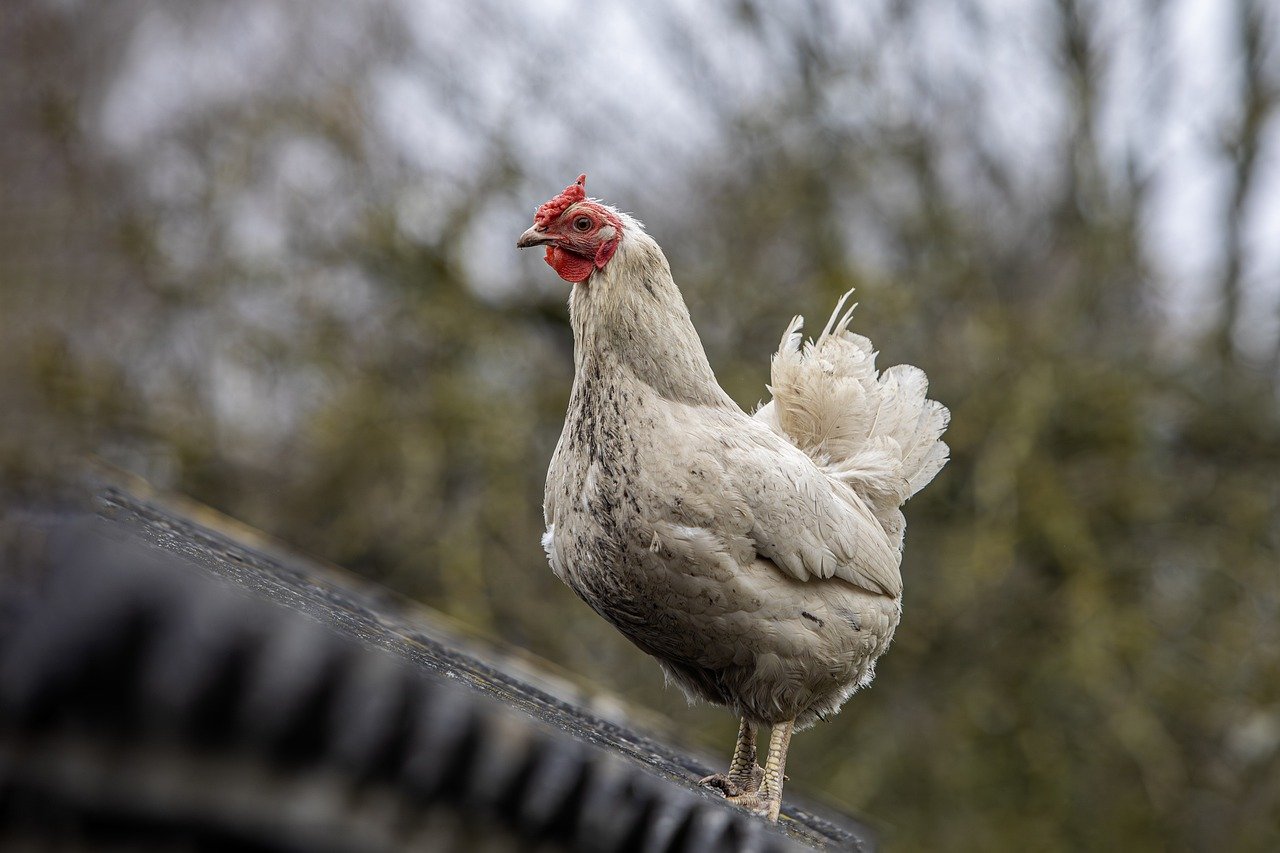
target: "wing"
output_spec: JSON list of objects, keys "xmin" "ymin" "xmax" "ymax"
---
[
  {"xmin": 661, "ymin": 420, "xmax": 903, "ymax": 598},
  {"xmin": 725, "ymin": 438, "xmax": 904, "ymax": 597}
]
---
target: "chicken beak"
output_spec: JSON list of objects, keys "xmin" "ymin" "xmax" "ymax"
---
[{"xmin": 516, "ymin": 225, "xmax": 554, "ymax": 249}]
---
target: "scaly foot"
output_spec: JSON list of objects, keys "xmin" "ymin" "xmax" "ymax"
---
[
  {"xmin": 698, "ymin": 763, "xmax": 764, "ymax": 797},
  {"xmin": 719, "ymin": 719, "xmax": 794, "ymax": 823},
  {"xmin": 724, "ymin": 789, "xmax": 782, "ymax": 822}
]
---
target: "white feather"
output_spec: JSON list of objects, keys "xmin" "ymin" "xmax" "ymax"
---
[{"xmin": 757, "ymin": 290, "xmax": 950, "ymax": 534}]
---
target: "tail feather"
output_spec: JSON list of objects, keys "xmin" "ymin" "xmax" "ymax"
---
[{"xmin": 754, "ymin": 290, "xmax": 950, "ymax": 539}]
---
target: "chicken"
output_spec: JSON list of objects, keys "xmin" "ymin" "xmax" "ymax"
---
[{"xmin": 517, "ymin": 175, "xmax": 949, "ymax": 822}]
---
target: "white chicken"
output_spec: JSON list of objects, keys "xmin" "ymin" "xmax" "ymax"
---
[{"xmin": 517, "ymin": 175, "xmax": 949, "ymax": 821}]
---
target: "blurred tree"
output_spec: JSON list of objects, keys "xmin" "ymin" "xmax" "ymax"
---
[{"xmin": 2, "ymin": 0, "xmax": 1277, "ymax": 850}]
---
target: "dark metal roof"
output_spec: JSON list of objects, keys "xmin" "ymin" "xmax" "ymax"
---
[{"xmin": 0, "ymin": 485, "xmax": 876, "ymax": 851}]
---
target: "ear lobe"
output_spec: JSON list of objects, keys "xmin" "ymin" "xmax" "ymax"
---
[{"xmin": 594, "ymin": 237, "xmax": 619, "ymax": 270}]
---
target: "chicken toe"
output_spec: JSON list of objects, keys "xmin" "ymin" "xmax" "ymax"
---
[
  {"xmin": 699, "ymin": 767, "xmax": 764, "ymax": 797},
  {"xmin": 724, "ymin": 789, "xmax": 782, "ymax": 822},
  {"xmin": 699, "ymin": 718, "xmax": 764, "ymax": 795}
]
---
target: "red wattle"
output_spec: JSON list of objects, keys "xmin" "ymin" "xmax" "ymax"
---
[{"xmin": 545, "ymin": 246, "xmax": 596, "ymax": 283}]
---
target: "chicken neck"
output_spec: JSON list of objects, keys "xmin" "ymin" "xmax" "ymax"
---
[{"xmin": 568, "ymin": 234, "xmax": 738, "ymax": 412}]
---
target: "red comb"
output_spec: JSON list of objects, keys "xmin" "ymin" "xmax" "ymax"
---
[{"xmin": 534, "ymin": 174, "xmax": 587, "ymax": 227}]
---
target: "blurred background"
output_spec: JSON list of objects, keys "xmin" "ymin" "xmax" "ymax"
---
[{"xmin": 2, "ymin": 0, "xmax": 1278, "ymax": 849}]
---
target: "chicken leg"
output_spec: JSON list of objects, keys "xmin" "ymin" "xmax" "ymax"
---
[
  {"xmin": 724, "ymin": 719, "xmax": 794, "ymax": 822},
  {"xmin": 699, "ymin": 718, "xmax": 764, "ymax": 796}
]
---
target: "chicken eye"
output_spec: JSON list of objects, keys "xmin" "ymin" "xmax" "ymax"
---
[{"xmin": 573, "ymin": 216, "xmax": 592, "ymax": 232}]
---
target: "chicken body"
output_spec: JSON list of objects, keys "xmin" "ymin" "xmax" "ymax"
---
[
  {"xmin": 542, "ymin": 301, "xmax": 900, "ymax": 730},
  {"xmin": 520, "ymin": 177, "xmax": 948, "ymax": 820}
]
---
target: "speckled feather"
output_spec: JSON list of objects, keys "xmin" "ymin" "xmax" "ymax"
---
[{"xmin": 541, "ymin": 211, "xmax": 948, "ymax": 728}]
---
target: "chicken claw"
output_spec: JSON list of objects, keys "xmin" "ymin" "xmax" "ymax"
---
[
  {"xmin": 698, "ymin": 718, "xmax": 764, "ymax": 796},
  {"xmin": 698, "ymin": 766, "xmax": 764, "ymax": 797},
  {"xmin": 724, "ymin": 789, "xmax": 783, "ymax": 822}
]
